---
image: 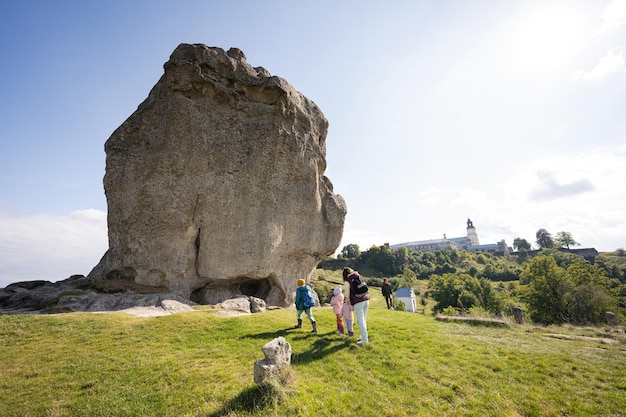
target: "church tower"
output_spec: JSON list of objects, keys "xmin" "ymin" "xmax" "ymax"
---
[{"xmin": 466, "ymin": 218, "xmax": 479, "ymax": 245}]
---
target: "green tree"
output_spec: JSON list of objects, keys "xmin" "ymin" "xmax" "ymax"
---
[
  {"xmin": 565, "ymin": 259, "xmax": 616, "ymax": 323},
  {"xmin": 521, "ymin": 255, "xmax": 572, "ymax": 324},
  {"xmin": 341, "ymin": 244, "xmax": 360, "ymax": 259},
  {"xmin": 428, "ymin": 274, "xmax": 461, "ymax": 312},
  {"xmin": 555, "ymin": 231, "xmax": 579, "ymax": 249},
  {"xmin": 541, "ymin": 248, "xmax": 582, "ymax": 269},
  {"xmin": 362, "ymin": 245, "xmax": 398, "ymax": 275},
  {"xmin": 394, "ymin": 266, "xmax": 418, "ymax": 290},
  {"xmin": 428, "ymin": 273, "xmax": 502, "ymax": 314},
  {"xmin": 394, "ymin": 246, "xmax": 411, "ymax": 267},
  {"xmin": 595, "ymin": 255, "xmax": 625, "ymax": 283},
  {"xmin": 535, "ymin": 228, "xmax": 555, "ymax": 249},
  {"xmin": 513, "ymin": 237, "xmax": 531, "ymax": 251}
]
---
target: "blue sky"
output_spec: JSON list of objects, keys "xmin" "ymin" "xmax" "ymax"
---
[{"xmin": 1, "ymin": 0, "xmax": 626, "ymax": 287}]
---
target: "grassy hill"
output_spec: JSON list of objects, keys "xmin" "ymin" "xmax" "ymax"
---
[{"xmin": 1, "ymin": 294, "xmax": 625, "ymax": 417}]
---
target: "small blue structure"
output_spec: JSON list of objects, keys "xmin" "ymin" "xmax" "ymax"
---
[{"xmin": 395, "ymin": 287, "xmax": 417, "ymax": 312}]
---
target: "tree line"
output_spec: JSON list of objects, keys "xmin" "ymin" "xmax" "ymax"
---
[
  {"xmin": 337, "ymin": 229, "xmax": 625, "ymax": 283},
  {"xmin": 331, "ymin": 230, "xmax": 626, "ymax": 325},
  {"xmin": 513, "ymin": 229, "xmax": 579, "ymax": 251}
]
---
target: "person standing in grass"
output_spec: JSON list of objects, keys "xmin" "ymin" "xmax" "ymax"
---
[
  {"xmin": 330, "ymin": 287, "xmax": 345, "ymax": 334},
  {"xmin": 294, "ymin": 278, "xmax": 317, "ymax": 333},
  {"xmin": 343, "ymin": 267, "xmax": 370, "ymax": 345},
  {"xmin": 382, "ymin": 278, "xmax": 393, "ymax": 309},
  {"xmin": 342, "ymin": 299, "xmax": 354, "ymax": 336}
]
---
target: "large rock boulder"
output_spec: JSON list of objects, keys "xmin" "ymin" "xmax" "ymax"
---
[{"xmin": 88, "ymin": 44, "xmax": 346, "ymax": 307}]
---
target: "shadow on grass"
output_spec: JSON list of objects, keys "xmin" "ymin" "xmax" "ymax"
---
[
  {"xmin": 239, "ymin": 327, "xmax": 293, "ymax": 340},
  {"xmin": 241, "ymin": 327, "xmax": 339, "ymax": 341},
  {"xmin": 291, "ymin": 336, "xmax": 352, "ymax": 365},
  {"xmin": 241, "ymin": 328, "xmax": 352, "ymax": 364},
  {"xmin": 207, "ymin": 383, "xmax": 286, "ymax": 417}
]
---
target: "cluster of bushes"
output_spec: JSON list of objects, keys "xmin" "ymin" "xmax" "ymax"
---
[
  {"xmin": 336, "ymin": 244, "xmax": 626, "ymax": 284},
  {"xmin": 520, "ymin": 254, "xmax": 623, "ymax": 324},
  {"xmin": 330, "ymin": 244, "xmax": 626, "ymax": 325},
  {"xmin": 337, "ymin": 244, "xmax": 523, "ymax": 282},
  {"xmin": 428, "ymin": 273, "xmax": 505, "ymax": 315}
]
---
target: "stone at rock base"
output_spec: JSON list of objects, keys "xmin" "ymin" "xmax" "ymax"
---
[
  {"xmin": 55, "ymin": 292, "xmax": 194, "ymax": 313},
  {"xmin": 512, "ymin": 306, "xmax": 525, "ymax": 324},
  {"xmin": 606, "ymin": 311, "xmax": 620, "ymax": 326},
  {"xmin": 249, "ymin": 296, "xmax": 267, "ymax": 313},
  {"xmin": 160, "ymin": 299, "xmax": 195, "ymax": 313},
  {"xmin": 221, "ymin": 297, "xmax": 251, "ymax": 314}
]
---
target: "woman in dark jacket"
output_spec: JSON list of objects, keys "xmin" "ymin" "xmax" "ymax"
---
[{"xmin": 343, "ymin": 267, "xmax": 370, "ymax": 345}]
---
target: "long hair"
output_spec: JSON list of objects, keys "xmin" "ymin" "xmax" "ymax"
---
[{"xmin": 342, "ymin": 267, "xmax": 354, "ymax": 280}]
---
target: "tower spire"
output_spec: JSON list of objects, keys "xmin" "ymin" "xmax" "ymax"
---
[{"xmin": 466, "ymin": 218, "xmax": 479, "ymax": 245}]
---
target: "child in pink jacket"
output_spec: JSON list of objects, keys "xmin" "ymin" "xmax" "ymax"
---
[
  {"xmin": 342, "ymin": 299, "xmax": 355, "ymax": 337},
  {"xmin": 330, "ymin": 287, "xmax": 345, "ymax": 334}
]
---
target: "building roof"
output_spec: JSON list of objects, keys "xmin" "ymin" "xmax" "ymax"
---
[
  {"xmin": 565, "ymin": 248, "xmax": 599, "ymax": 258},
  {"xmin": 395, "ymin": 287, "xmax": 414, "ymax": 297},
  {"xmin": 390, "ymin": 239, "xmax": 449, "ymax": 248},
  {"xmin": 467, "ymin": 243, "xmax": 499, "ymax": 250}
]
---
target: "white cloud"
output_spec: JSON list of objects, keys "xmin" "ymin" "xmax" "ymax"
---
[
  {"xmin": 529, "ymin": 171, "xmax": 595, "ymax": 201},
  {"xmin": 595, "ymin": 0, "xmax": 626, "ymax": 35},
  {"xmin": 418, "ymin": 187, "xmax": 444, "ymax": 204},
  {"xmin": 0, "ymin": 208, "xmax": 108, "ymax": 287},
  {"xmin": 489, "ymin": 145, "xmax": 626, "ymax": 250},
  {"xmin": 572, "ymin": 47, "xmax": 626, "ymax": 81}
]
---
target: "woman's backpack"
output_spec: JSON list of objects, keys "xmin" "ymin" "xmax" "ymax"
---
[{"xmin": 352, "ymin": 276, "xmax": 369, "ymax": 298}]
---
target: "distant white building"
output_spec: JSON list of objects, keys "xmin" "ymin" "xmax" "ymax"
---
[
  {"xmin": 395, "ymin": 287, "xmax": 417, "ymax": 312},
  {"xmin": 389, "ymin": 219, "xmax": 510, "ymax": 254}
]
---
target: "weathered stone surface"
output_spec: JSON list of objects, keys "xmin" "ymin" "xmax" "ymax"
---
[
  {"xmin": 261, "ymin": 336, "xmax": 291, "ymax": 365},
  {"xmin": 221, "ymin": 297, "xmax": 251, "ymax": 314},
  {"xmin": 55, "ymin": 292, "xmax": 193, "ymax": 313},
  {"xmin": 249, "ymin": 296, "xmax": 266, "ymax": 313},
  {"xmin": 0, "ymin": 273, "xmax": 196, "ymax": 314},
  {"xmin": 606, "ymin": 311, "xmax": 620, "ymax": 326},
  {"xmin": 161, "ymin": 299, "xmax": 194, "ymax": 313},
  {"xmin": 0, "ymin": 277, "xmax": 86, "ymax": 312},
  {"xmin": 88, "ymin": 43, "xmax": 346, "ymax": 307},
  {"xmin": 253, "ymin": 337, "xmax": 292, "ymax": 386},
  {"xmin": 512, "ymin": 306, "xmax": 525, "ymax": 324}
]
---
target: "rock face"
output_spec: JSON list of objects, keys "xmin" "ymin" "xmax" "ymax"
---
[
  {"xmin": 0, "ymin": 276, "xmax": 194, "ymax": 314},
  {"xmin": 512, "ymin": 306, "xmax": 525, "ymax": 324},
  {"xmin": 606, "ymin": 311, "xmax": 620, "ymax": 326},
  {"xmin": 254, "ymin": 337, "xmax": 292, "ymax": 386},
  {"xmin": 88, "ymin": 43, "xmax": 346, "ymax": 307}
]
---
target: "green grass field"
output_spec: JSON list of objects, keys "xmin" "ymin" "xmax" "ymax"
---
[{"xmin": 1, "ymin": 294, "xmax": 625, "ymax": 417}]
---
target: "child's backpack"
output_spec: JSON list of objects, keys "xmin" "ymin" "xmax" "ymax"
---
[
  {"xmin": 352, "ymin": 276, "xmax": 369, "ymax": 298},
  {"xmin": 302, "ymin": 287, "xmax": 316, "ymax": 308}
]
